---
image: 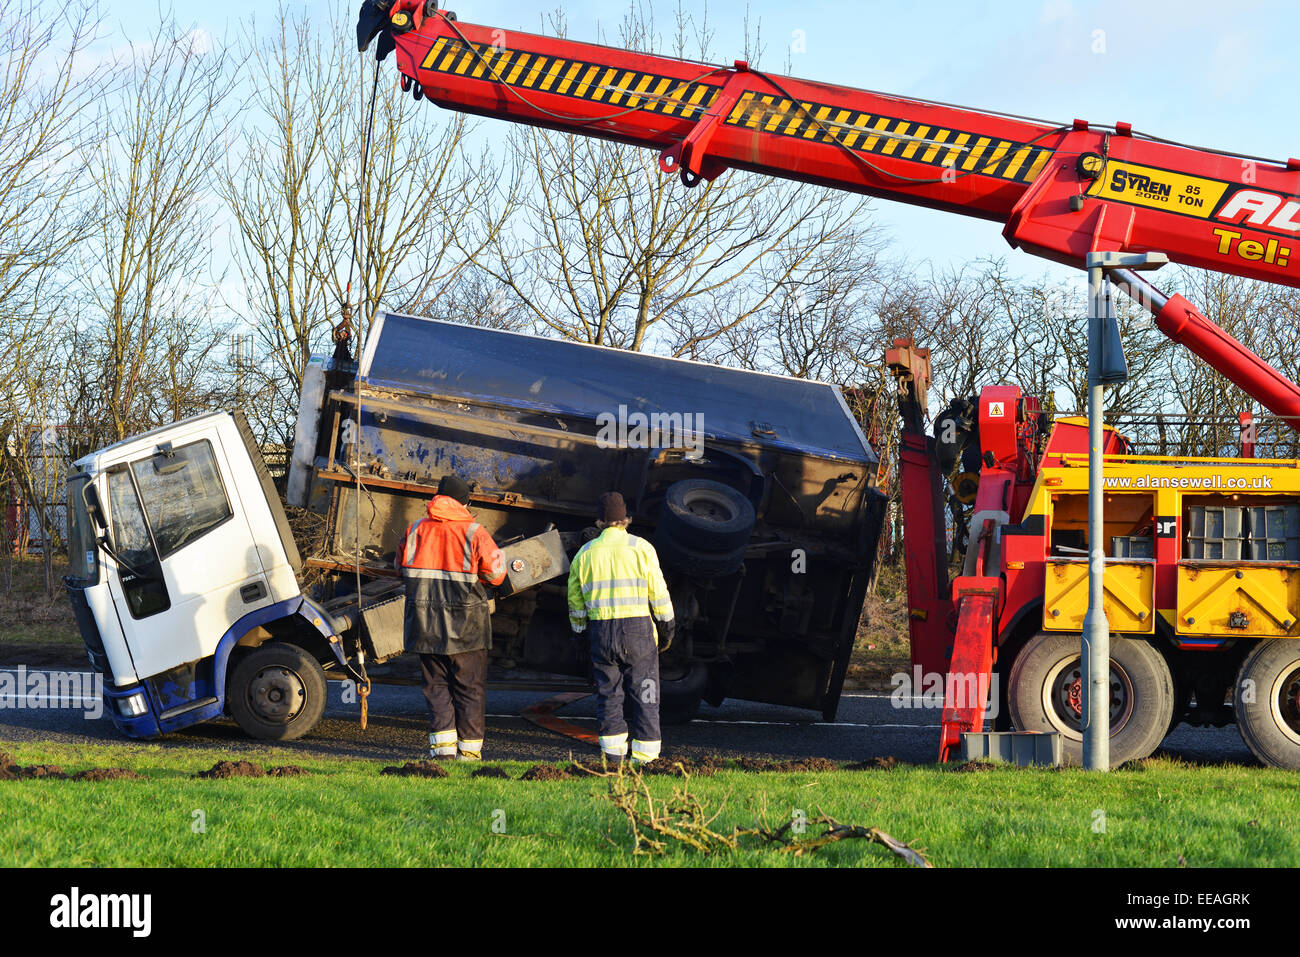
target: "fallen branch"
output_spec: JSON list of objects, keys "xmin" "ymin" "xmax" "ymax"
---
[
  {"xmin": 597, "ymin": 763, "xmax": 930, "ymax": 866},
  {"xmin": 755, "ymin": 814, "xmax": 931, "ymax": 867}
]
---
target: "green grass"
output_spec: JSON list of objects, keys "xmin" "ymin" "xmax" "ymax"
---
[
  {"xmin": 0, "ymin": 556, "xmax": 80, "ymax": 648},
  {"xmin": 1, "ymin": 740, "xmax": 1296, "ymax": 867}
]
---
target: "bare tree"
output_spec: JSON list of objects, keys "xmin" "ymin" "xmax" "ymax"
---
[
  {"xmin": 0, "ymin": 1, "xmax": 105, "ymax": 593},
  {"xmin": 463, "ymin": 3, "xmax": 875, "ymax": 356},
  {"xmin": 221, "ymin": 5, "xmax": 510, "ymax": 445},
  {"xmin": 65, "ymin": 16, "xmax": 237, "ymax": 448},
  {"xmin": 0, "ymin": 2, "xmax": 98, "ymax": 382}
]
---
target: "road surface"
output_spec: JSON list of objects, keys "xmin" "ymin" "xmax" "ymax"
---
[{"xmin": 0, "ymin": 667, "xmax": 1257, "ymax": 766}]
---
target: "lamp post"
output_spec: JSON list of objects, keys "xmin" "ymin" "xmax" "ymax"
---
[{"xmin": 1081, "ymin": 251, "xmax": 1166, "ymax": 770}]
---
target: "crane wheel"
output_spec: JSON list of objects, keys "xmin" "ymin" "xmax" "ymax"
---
[
  {"xmin": 1007, "ymin": 632, "xmax": 1173, "ymax": 767},
  {"xmin": 1234, "ymin": 639, "xmax": 1300, "ymax": 770}
]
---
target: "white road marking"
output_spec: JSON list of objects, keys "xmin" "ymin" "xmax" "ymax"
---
[
  {"xmin": 489, "ymin": 713, "xmax": 940, "ymax": 729},
  {"xmin": 1, "ymin": 668, "xmax": 101, "ymax": 705},
  {"xmin": 4, "ymin": 695, "xmax": 100, "ymax": 705},
  {"xmin": 692, "ymin": 718, "xmax": 941, "ymax": 729},
  {"xmin": 4, "ymin": 669, "xmax": 940, "ymax": 728}
]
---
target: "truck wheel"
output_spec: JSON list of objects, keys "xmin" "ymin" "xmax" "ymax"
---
[
  {"xmin": 1234, "ymin": 639, "xmax": 1300, "ymax": 770},
  {"xmin": 653, "ymin": 526, "xmax": 746, "ymax": 578},
  {"xmin": 228, "ymin": 642, "xmax": 327, "ymax": 741},
  {"xmin": 1007, "ymin": 632, "xmax": 1173, "ymax": 767},
  {"xmin": 659, "ymin": 479, "xmax": 755, "ymax": 552},
  {"xmin": 658, "ymin": 662, "xmax": 708, "ymax": 724}
]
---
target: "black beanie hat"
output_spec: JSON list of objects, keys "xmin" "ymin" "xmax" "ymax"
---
[
  {"xmin": 437, "ymin": 474, "xmax": 472, "ymax": 505},
  {"xmin": 599, "ymin": 491, "xmax": 628, "ymax": 524}
]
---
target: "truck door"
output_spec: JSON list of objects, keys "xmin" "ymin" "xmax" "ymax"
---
[{"xmin": 103, "ymin": 434, "xmax": 275, "ymax": 683}]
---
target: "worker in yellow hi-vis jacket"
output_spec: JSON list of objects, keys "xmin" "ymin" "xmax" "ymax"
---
[{"xmin": 567, "ymin": 491, "xmax": 675, "ymax": 766}]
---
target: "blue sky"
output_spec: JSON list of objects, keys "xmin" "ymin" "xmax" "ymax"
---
[{"xmin": 98, "ymin": 0, "xmax": 1300, "ymax": 286}]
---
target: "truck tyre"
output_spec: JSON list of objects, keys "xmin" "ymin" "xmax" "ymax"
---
[
  {"xmin": 1007, "ymin": 632, "xmax": 1173, "ymax": 767},
  {"xmin": 658, "ymin": 479, "xmax": 755, "ymax": 552},
  {"xmin": 228, "ymin": 642, "xmax": 327, "ymax": 741},
  {"xmin": 659, "ymin": 662, "xmax": 708, "ymax": 724},
  {"xmin": 1234, "ymin": 639, "xmax": 1300, "ymax": 770},
  {"xmin": 654, "ymin": 525, "xmax": 746, "ymax": 578}
]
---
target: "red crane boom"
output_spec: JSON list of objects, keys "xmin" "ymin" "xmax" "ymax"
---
[{"xmin": 367, "ymin": 2, "xmax": 1300, "ymax": 287}]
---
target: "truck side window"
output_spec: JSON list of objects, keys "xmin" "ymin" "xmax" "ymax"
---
[
  {"xmin": 130, "ymin": 440, "xmax": 233, "ymax": 558},
  {"xmin": 106, "ymin": 467, "xmax": 170, "ymax": 619}
]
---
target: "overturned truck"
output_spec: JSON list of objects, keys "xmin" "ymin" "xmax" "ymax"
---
[{"xmin": 64, "ymin": 314, "xmax": 885, "ymax": 740}]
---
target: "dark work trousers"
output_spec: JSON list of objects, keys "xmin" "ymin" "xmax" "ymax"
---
[
  {"xmin": 419, "ymin": 650, "xmax": 487, "ymax": 754},
  {"xmin": 588, "ymin": 616, "xmax": 661, "ymax": 760}
]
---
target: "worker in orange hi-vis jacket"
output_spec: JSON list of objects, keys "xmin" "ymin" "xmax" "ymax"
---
[{"xmin": 395, "ymin": 474, "xmax": 506, "ymax": 761}]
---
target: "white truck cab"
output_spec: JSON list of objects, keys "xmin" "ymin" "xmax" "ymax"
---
[{"xmin": 64, "ymin": 411, "xmax": 339, "ymax": 739}]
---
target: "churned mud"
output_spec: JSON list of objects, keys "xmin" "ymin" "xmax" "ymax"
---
[
  {"xmin": 845, "ymin": 756, "xmax": 901, "ymax": 771},
  {"xmin": 196, "ymin": 760, "xmax": 266, "ymax": 779},
  {"xmin": 637, "ymin": 756, "xmax": 722, "ymax": 777},
  {"xmin": 950, "ymin": 760, "xmax": 1006, "ymax": 773},
  {"xmin": 267, "ymin": 766, "xmax": 310, "ymax": 777},
  {"xmin": 731, "ymin": 756, "xmax": 855, "ymax": 772},
  {"xmin": 379, "ymin": 760, "xmax": 449, "ymax": 778},
  {"xmin": 519, "ymin": 764, "xmax": 571, "ymax": 781},
  {"xmin": 470, "ymin": 765, "xmax": 510, "ymax": 779},
  {"xmin": 1, "ymin": 751, "xmax": 139, "ymax": 781}
]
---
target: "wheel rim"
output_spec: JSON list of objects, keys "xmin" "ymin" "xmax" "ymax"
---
[
  {"xmin": 1040, "ymin": 655, "xmax": 1134, "ymax": 739},
  {"xmin": 1268, "ymin": 663, "xmax": 1300, "ymax": 746},
  {"xmin": 681, "ymin": 489, "xmax": 738, "ymax": 525},
  {"xmin": 247, "ymin": 665, "xmax": 307, "ymax": 723}
]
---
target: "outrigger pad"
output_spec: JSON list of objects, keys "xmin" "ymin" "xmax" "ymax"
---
[{"xmin": 357, "ymin": 0, "xmax": 396, "ymax": 58}]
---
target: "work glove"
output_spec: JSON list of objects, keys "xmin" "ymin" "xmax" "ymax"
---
[{"xmin": 657, "ymin": 622, "xmax": 675, "ymax": 652}]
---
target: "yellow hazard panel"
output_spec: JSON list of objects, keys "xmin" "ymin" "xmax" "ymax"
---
[
  {"xmin": 723, "ymin": 91, "xmax": 1051, "ymax": 185},
  {"xmin": 1176, "ymin": 564, "xmax": 1300, "ymax": 638},
  {"xmin": 1043, "ymin": 559, "xmax": 1155, "ymax": 635},
  {"xmin": 1085, "ymin": 160, "xmax": 1229, "ymax": 217}
]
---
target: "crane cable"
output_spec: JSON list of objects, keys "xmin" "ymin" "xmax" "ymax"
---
[{"xmin": 341, "ymin": 57, "xmax": 384, "ymax": 729}]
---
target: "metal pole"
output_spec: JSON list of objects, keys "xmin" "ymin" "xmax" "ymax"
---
[
  {"xmin": 1081, "ymin": 250, "xmax": 1166, "ymax": 771},
  {"xmin": 1082, "ymin": 261, "xmax": 1110, "ymax": 772}
]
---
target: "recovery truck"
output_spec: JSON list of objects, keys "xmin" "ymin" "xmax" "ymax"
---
[
  {"xmin": 354, "ymin": 1, "xmax": 1300, "ymax": 767},
  {"xmin": 63, "ymin": 316, "xmax": 883, "ymax": 740}
]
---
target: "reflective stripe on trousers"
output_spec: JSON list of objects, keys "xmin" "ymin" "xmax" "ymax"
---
[
  {"xmin": 599, "ymin": 732, "xmax": 629, "ymax": 758},
  {"xmin": 630, "ymin": 740, "xmax": 661, "ymax": 765},
  {"xmin": 429, "ymin": 729, "xmax": 457, "ymax": 757}
]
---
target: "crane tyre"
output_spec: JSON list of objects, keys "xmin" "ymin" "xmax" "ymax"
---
[
  {"xmin": 1007, "ymin": 632, "xmax": 1173, "ymax": 767},
  {"xmin": 1234, "ymin": 639, "xmax": 1300, "ymax": 770}
]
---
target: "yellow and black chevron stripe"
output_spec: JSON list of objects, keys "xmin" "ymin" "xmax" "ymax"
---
[
  {"xmin": 419, "ymin": 37, "xmax": 1052, "ymax": 185},
  {"xmin": 723, "ymin": 91, "xmax": 1052, "ymax": 185},
  {"xmin": 419, "ymin": 36, "xmax": 719, "ymax": 120}
]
